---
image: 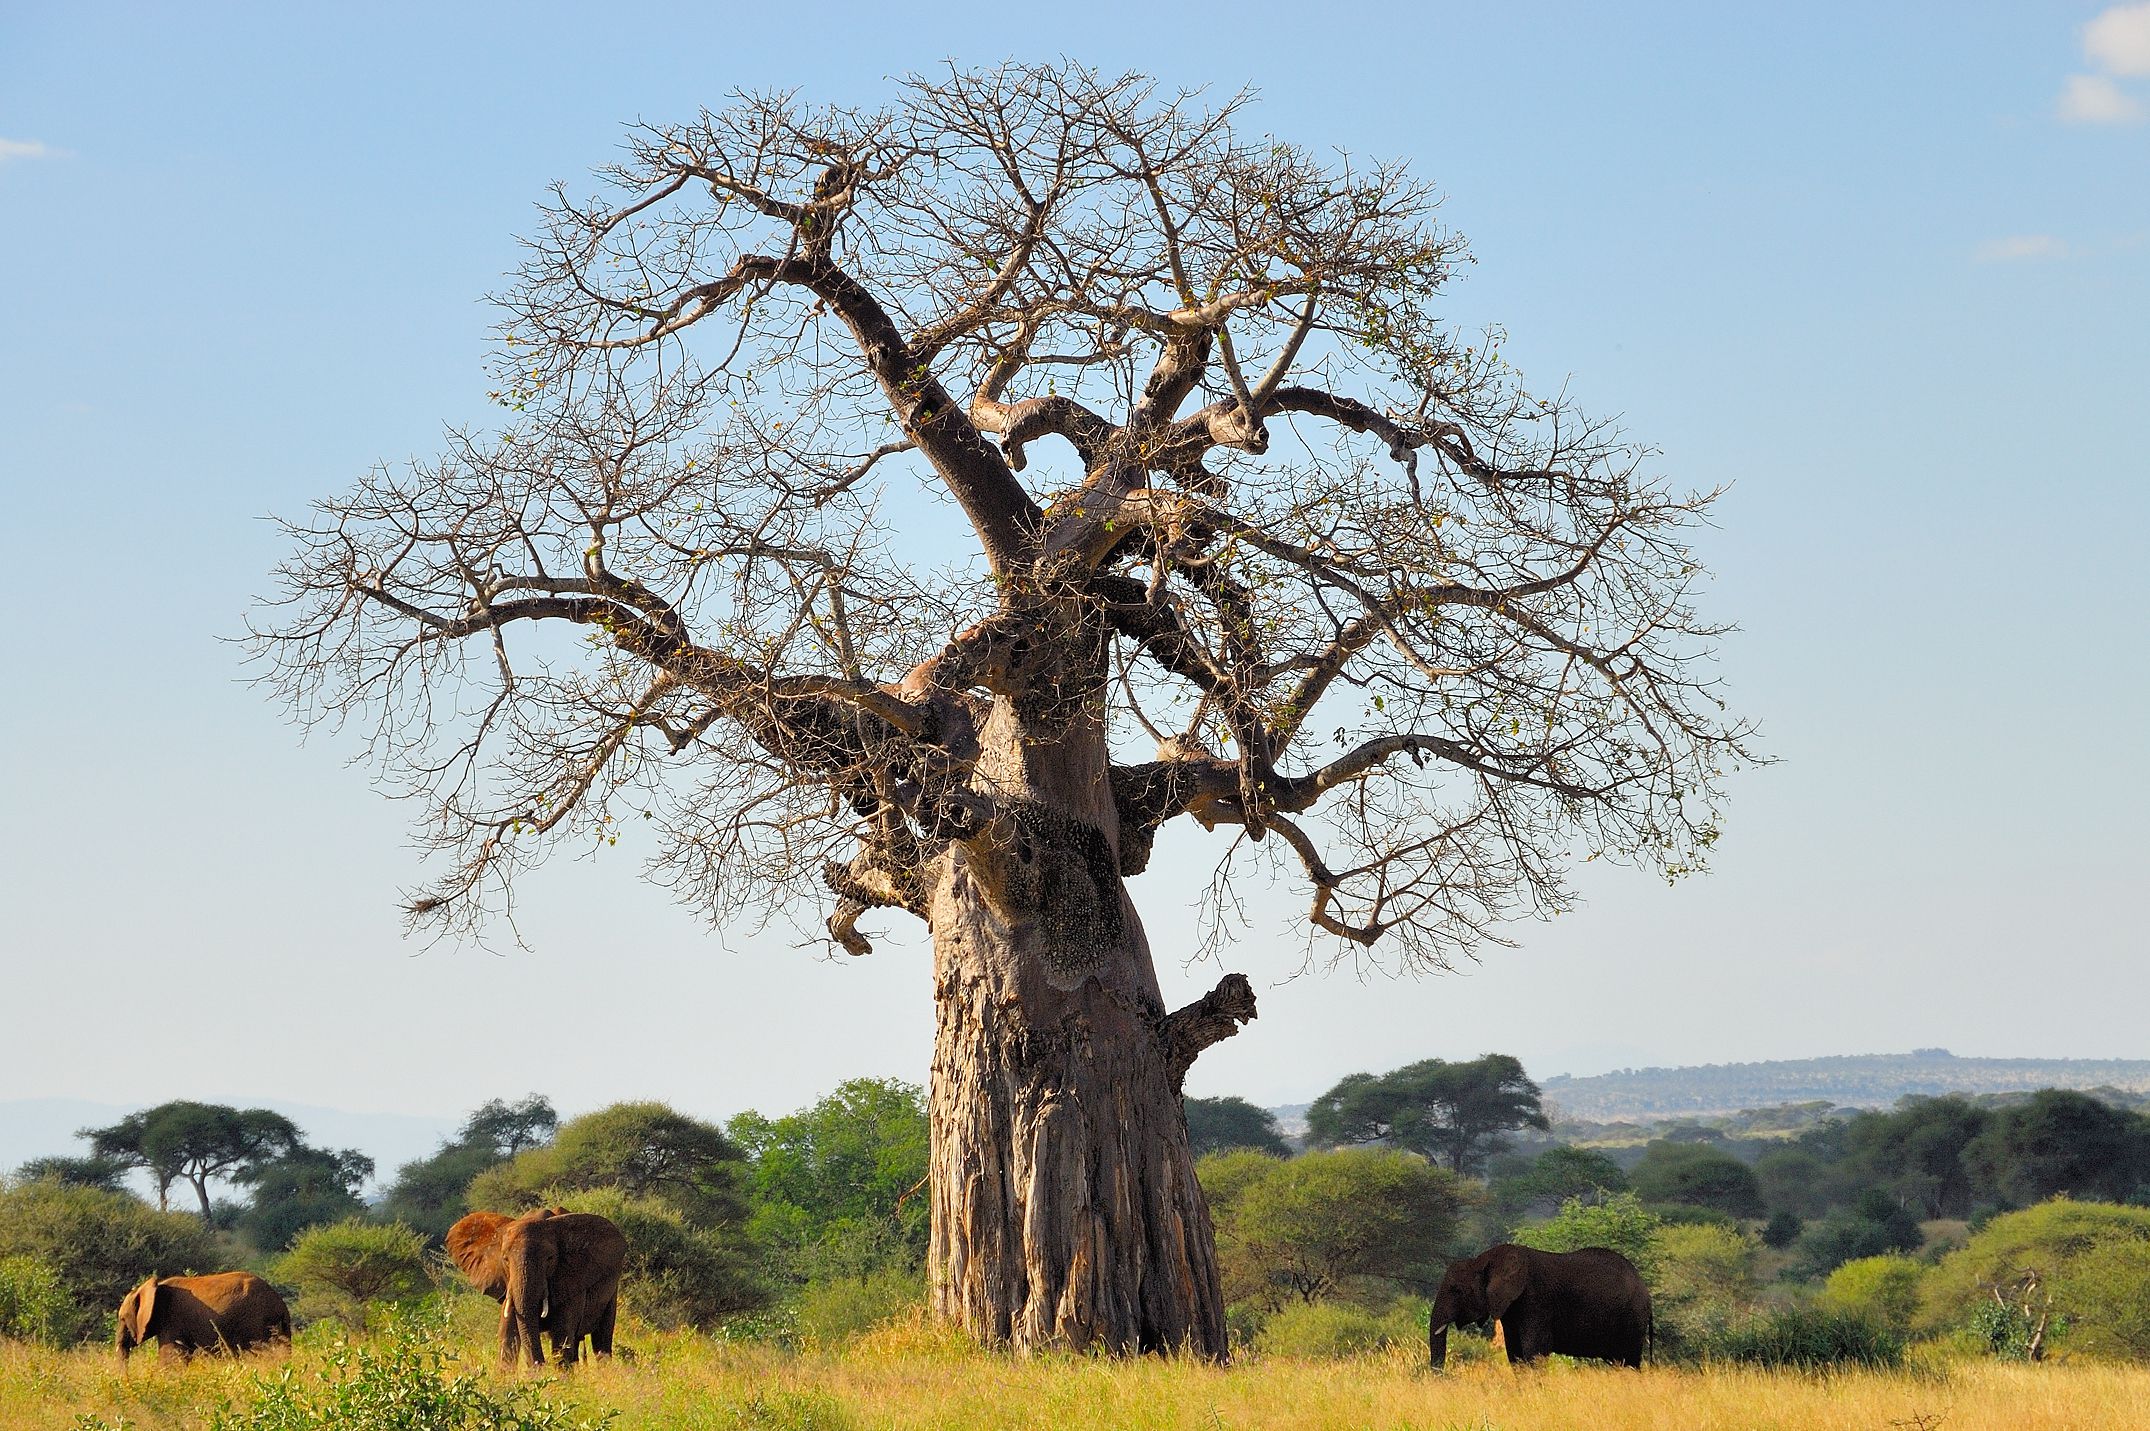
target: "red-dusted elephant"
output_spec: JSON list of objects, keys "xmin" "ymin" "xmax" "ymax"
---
[
  {"xmin": 116, "ymin": 1271, "xmax": 291, "ymax": 1361},
  {"xmin": 447, "ymin": 1207, "xmax": 627, "ymax": 1367}
]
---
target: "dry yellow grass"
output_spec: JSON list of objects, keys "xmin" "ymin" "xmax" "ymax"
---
[{"xmin": 7, "ymin": 1321, "xmax": 2147, "ymax": 1431}]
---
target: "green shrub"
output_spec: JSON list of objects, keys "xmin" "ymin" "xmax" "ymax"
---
[
  {"xmin": 0, "ymin": 1177, "xmax": 222, "ymax": 1342},
  {"xmin": 1207, "ymin": 1148, "xmax": 1467, "ymax": 1311},
  {"xmin": 1253, "ymin": 1298, "xmax": 1420, "ymax": 1358},
  {"xmin": 1921, "ymin": 1199, "xmax": 2150, "ymax": 1358},
  {"xmin": 1653, "ymin": 1222, "xmax": 1760, "ymax": 1352},
  {"xmin": 76, "ymin": 1307, "xmax": 612, "ymax": 1431},
  {"xmin": 1705, "ymin": 1306, "xmax": 1903, "ymax": 1369},
  {"xmin": 794, "ymin": 1267, "xmax": 923, "ymax": 1344},
  {"xmin": 275, "ymin": 1219, "xmax": 430, "ymax": 1327},
  {"xmin": 1820, "ymin": 1254, "xmax": 1923, "ymax": 1338},
  {"xmin": 1512, "ymin": 1192, "xmax": 1662, "ymax": 1280},
  {"xmin": 0, "ymin": 1254, "xmax": 71, "ymax": 1345}
]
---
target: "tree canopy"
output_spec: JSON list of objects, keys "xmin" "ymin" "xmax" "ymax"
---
[
  {"xmin": 1306, "ymin": 1054, "xmax": 1549, "ymax": 1175},
  {"xmin": 470, "ymin": 1101, "xmax": 747, "ymax": 1228},
  {"xmin": 1184, "ymin": 1096, "xmax": 1291, "ymax": 1159},
  {"xmin": 255, "ymin": 62, "xmax": 1749, "ymax": 972},
  {"xmin": 82, "ymin": 1102, "xmax": 302, "ymax": 1217}
]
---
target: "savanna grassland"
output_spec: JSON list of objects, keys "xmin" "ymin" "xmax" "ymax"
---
[{"xmin": 6, "ymin": 1315, "xmax": 2148, "ymax": 1431}]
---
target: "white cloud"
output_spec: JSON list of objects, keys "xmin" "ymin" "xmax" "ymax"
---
[
  {"xmin": 0, "ymin": 137, "xmax": 57, "ymax": 164},
  {"xmin": 1974, "ymin": 234, "xmax": 2071, "ymax": 263},
  {"xmin": 2085, "ymin": 3, "xmax": 2150, "ymax": 76},
  {"xmin": 2057, "ymin": 72, "xmax": 2146, "ymax": 124}
]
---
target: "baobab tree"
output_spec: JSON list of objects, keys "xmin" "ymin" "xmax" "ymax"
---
[{"xmin": 258, "ymin": 65, "xmax": 1752, "ymax": 1357}]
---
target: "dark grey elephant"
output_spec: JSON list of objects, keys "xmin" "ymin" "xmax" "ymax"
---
[{"xmin": 1428, "ymin": 1243, "xmax": 1651, "ymax": 1368}]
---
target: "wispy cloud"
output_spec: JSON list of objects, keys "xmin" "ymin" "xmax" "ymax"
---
[
  {"xmin": 1974, "ymin": 235, "xmax": 2072, "ymax": 263},
  {"xmin": 2085, "ymin": 2, "xmax": 2150, "ymax": 75},
  {"xmin": 0, "ymin": 137, "xmax": 58, "ymax": 164},
  {"xmin": 2061, "ymin": 4, "xmax": 2150, "ymax": 124},
  {"xmin": 2059, "ymin": 72, "xmax": 2146, "ymax": 124}
]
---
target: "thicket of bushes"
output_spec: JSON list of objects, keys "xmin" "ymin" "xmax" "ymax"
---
[{"xmin": 8, "ymin": 1067, "xmax": 2150, "ymax": 1368}]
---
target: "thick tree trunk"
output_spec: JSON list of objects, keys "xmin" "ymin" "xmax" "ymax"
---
[{"xmin": 923, "ymin": 697, "xmax": 1246, "ymax": 1356}]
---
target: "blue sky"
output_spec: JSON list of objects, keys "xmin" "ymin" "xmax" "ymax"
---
[{"xmin": 2, "ymin": 3, "xmax": 2145, "ymax": 1138}]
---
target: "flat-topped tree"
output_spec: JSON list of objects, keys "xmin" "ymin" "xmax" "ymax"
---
[{"xmin": 257, "ymin": 65, "xmax": 1751, "ymax": 1357}]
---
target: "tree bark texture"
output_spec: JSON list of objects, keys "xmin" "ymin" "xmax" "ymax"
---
[{"xmin": 925, "ymin": 697, "xmax": 1244, "ymax": 1356}]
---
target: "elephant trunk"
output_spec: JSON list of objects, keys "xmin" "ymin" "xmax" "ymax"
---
[{"xmin": 1429, "ymin": 1322, "xmax": 1448, "ymax": 1370}]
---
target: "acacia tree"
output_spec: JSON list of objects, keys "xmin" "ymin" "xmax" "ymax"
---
[{"xmin": 258, "ymin": 66, "xmax": 1749, "ymax": 1356}]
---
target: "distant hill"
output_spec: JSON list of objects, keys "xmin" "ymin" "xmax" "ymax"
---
[{"xmin": 1541, "ymin": 1051, "xmax": 2150, "ymax": 1122}]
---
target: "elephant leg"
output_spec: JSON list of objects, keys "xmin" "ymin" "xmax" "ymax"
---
[
  {"xmin": 549, "ymin": 1292, "xmax": 586, "ymax": 1366},
  {"xmin": 589, "ymin": 1296, "xmax": 617, "ymax": 1357},
  {"xmin": 499, "ymin": 1303, "xmax": 521, "ymax": 1368}
]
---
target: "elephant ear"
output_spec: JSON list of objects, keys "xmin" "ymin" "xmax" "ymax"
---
[
  {"xmin": 1485, "ymin": 1249, "xmax": 1530, "ymax": 1319},
  {"xmin": 445, "ymin": 1212, "xmax": 513, "ymax": 1283},
  {"xmin": 126, "ymin": 1277, "xmax": 159, "ymax": 1340}
]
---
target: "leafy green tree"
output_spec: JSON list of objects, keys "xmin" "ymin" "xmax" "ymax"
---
[
  {"xmin": 236, "ymin": 1145, "xmax": 375, "ymax": 1252},
  {"xmin": 1918, "ymin": 1199, "xmax": 2150, "ymax": 1358},
  {"xmin": 276, "ymin": 1219, "xmax": 430, "ymax": 1327},
  {"xmin": 1491, "ymin": 1145, "xmax": 1628, "ymax": 1227},
  {"xmin": 1963, "ymin": 1092, "xmax": 2150, "ymax": 1206},
  {"xmin": 728, "ymin": 1079, "xmax": 929, "ymax": 1284},
  {"xmin": 1512, "ymin": 1191, "xmax": 1663, "ymax": 1280},
  {"xmin": 82, "ymin": 1102, "xmax": 302, "ymax": 1217},
  {"xmin": 1184, "ymin": 1096, "xmax": 1291, "ymax": 1158},
  {"xmin": 1754, "ymin": 1146, "xmax": 1837, "ymax": 1219},
  {"xmin": 1306, "ymin": 1055, "xmax": 1550, "ymax": 1176},
  {"xmin": 1831, "ymin": 1091, "xmax": 1995, "ymax": 1211},
  {"xmin": 1207, "ymin": 1148, "xmax": 1465, "ymax": 1311},
  {"xmin": 0, "ymin": 1178, "xmax": 221, "ymax": 1342},
  {"xmin": 378, "ymin": 1141, "xmax": 502, "ymax": 1243},
  {"xmin": 1760, "ymin": 1210, "xmax": 1804, "ymax": 1249},
  {"xmin": 1819, "ymin": 1254, "xmax": 1923, "ymax": 1338},
  {"xmin": 459, "ymin": 1096, "xmax": 559, "ymax": 1158},
  {"xmin": 1630, "ymin": 1140, "xmax": 1764, "ymax": 1219},
  {"xmin": 471, "ymin": 1101, "xmax": 747, "ymax": 1228},
  {"xmin": 1792, "ymin": 1190, "xmax": 1922, "ymax": 1279},
  {"xmin": 9, "ymin": 1157, "xmax": 130, "ymax": 1194}
]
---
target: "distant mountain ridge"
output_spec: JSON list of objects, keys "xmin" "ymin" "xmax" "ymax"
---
[{"xmin": 1540, "ymin": 1051, "xmax": 2150, "ymax": 1122}]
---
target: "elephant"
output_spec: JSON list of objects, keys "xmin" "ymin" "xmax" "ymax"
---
[
  {"xmin": 447, "ymin": 1207, "xmax": 628, "ymax": 1368},
  {"xmin": 1427, "ymin": 1243, "xmax": 1651, "ymax": 1369},
  {"xmin": 116, "ymin": 1271, "xmax": 291, "ymax": 1362}
]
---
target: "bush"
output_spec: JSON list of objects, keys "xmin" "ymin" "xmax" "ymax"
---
[
  {"xmin": 1253, "ymin": 1298, "xmax": 1420, "ymax": 1358},
  {"xmin": 472, "ymin": 1102, "xmax": 747, "ymax": 1229},
  {"xmin": 554, "ymin": 1187, "xmax": 767, "ymax": 1329},
  {"xmin": 1792, "ymin": 1191, "xmax": 1922, "ymax": 1278},
  {"xmin": 1705, "ymin": 1306, "xmax": 1903, "ymax": 1369},
  {"xmin": 1761, "ymin": 1211, "xmax": 1804, "ymax": 1249},
  {"xmin": 1653, "ymin": 1223, "xmax": 1759, "ymax": 1351},
  {"xmin": 275, "ymin": 1220, "xmax": 430, "ymax": 1327},
  {"xmin": 1919, "ymin": 1198, "xmax": 2150, "ymax": 1358},
  {"xmin": 1820, "ymin": 1254, "xmax": 1923, "ymax": 1338},
  {"xmin": 1207, "ymin": 1148, "xmax": 1467, "ymax": 1310},
  {"xmin": 793, "ymin": 1267, "xmax": 924, "ymax": 1344},
  {"xmin": 1512, "ymin": 1192, "xmax": 1662, "ymax": 1280},
  {"xmin": 76, "ymin": 1307, "xmax": 611, "ymax": 1431},
  {"xmin": 0, "ymin": 1177, "xmax": 222, "ymax": 1342},
  {"xmin": 1630, "ymin": 1142, "xmax": 1764, "ymax": 1220},
  {"xmin": 0, "ymin": 1254, "xmax": 71, "ymax": 1345}
]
